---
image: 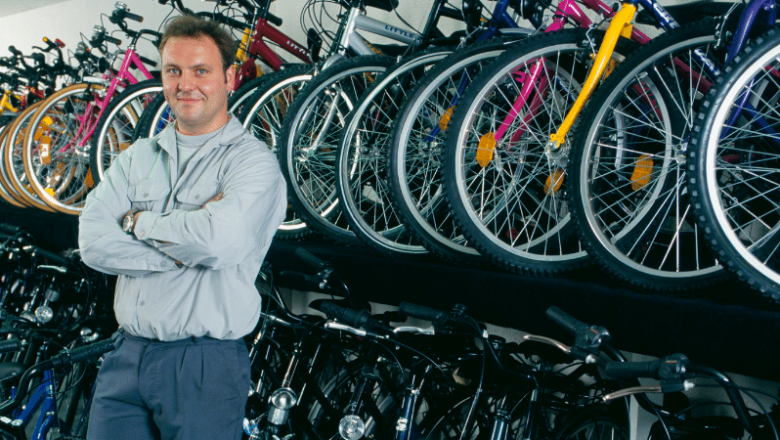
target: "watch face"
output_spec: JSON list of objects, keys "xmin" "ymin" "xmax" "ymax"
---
[{"xmin": 122, "ymin": 214, "xmax": 132, "ymax": 233}]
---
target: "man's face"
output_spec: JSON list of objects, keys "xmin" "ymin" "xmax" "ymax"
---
[{"xmin": 161, "ymin": 35, "xmax": 236, "ymax": 136}]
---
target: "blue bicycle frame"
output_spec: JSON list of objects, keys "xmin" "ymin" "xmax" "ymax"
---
[{"xmin": 11, "ymin": 369, "xmax": 70, "ymax": 440}]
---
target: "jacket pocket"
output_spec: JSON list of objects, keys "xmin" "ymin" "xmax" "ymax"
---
[
  {"xmin": 174, "ymin": 180, "xmax": 219, "ymax": 211},
  {"xmin": 128, "ymin": 181, "xmax": 169, "ymax": 211}
]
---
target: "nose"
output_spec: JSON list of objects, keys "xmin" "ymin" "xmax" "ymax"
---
[{"xmin": 177, "ymin": 71, "xmax": 195, "ymax": 92}]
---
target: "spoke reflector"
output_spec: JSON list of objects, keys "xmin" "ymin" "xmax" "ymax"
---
[{"xmin": 477, "ymin": 132, "xmax": 496, "ymax": 167}]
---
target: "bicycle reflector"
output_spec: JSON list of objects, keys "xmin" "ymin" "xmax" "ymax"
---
[
  {"xmin": 477, "ymin": 132, "xmax": 497, "ymax": 167},
  {"xmin": 438, "ymin": 106, "xmax": 455, "ymax": 131},
  {"xmin": 544, "ymin": 169, "xmax": 565, "ymax": 195},
  {"xmin": 631, "ymin": 154, "xmax": 653, "ymax": 191}
]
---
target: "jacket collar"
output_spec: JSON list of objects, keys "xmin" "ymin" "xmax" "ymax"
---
[{"xmin": 155, "ymin": 114, "xmax": 244, "ymax": 158}]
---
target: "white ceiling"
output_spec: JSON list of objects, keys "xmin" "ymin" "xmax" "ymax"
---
[{"xmin": 0, "ymin": 0, "xmax": 72, "ymax": 18}]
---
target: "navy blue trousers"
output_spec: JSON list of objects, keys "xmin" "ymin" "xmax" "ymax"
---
[{"xmin": 87, "ymin": 331, "xmax": 250, "ymax": 440}]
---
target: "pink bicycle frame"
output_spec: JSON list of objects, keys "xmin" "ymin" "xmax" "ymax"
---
[{"xmin": 67, "ymin": 48, "xmax": 154, "ymax": 151}]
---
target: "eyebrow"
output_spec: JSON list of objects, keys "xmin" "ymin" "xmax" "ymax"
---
[{"xmin": 162, "ymin": 63, "xmax": 212, "ymax": 70}]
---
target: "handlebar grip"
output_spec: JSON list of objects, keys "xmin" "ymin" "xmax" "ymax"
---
[
  {"xmin": 0, "ymin": 340, "xmax": 22, "ymax": 354},
  {"xmin": 266, "ymin": 13, "xmax": 283, "ymax": 27},
  {"xmin": 104, "ymin": 35, "xmax": 122, "ymax": 45},
  {"xmin": 66, "ymin": 340, "xmax": 117, "ymax": 364},
  {"xmin": 138, "ymin": 55, "xmax": 157, "ymax": 68},
  {"xmin": 295, "ymin": 247, "xmax": 330, "ymax": 272},
  {"xmin": 8, "ymin": 46, "xmax": 21, "ymax": 56},
  {"xmin": 398, "ymin": 302, "xmax": 448, "ymax": 322},
  {"xmin": 0, "ymin": 224, "xmax": 21, "ymax": 234},
  {"xmin": 317, "ymin": 301, "xmax": 370, "ymax": 328},
  {"xmin": 31, "ymin": 248, "xmax": 70, "ymax": 266},
  {"xmin": 605, "ymin": 359, "xmax": 662, "ymax": 379},
  {"xmin": 546, "ymin": 306, "xmax": 583, "ymax": 335},
  {"xmin": 125, "ymin": 11, "xmax": 144, "ymax": 22},
  {"xmin": 208, "ymin": 12, "xmax": 250, "ymax": 31}
]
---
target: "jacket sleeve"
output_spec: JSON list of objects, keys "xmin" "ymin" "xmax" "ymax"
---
[
  {"xmin": 78, "ymin": 145, "xmax": 180, "ymax": 276},
  {"xmin": 132, "ymin": 141, "xmax": 286, "ymax": 270}
]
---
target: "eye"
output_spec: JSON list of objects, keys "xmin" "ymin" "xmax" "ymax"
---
[
  {"xmin": 167, "ymin": 68, "xmax": 180, "ymax": 75},
  {"xmin": 197, "ymin": 68, "xmax": 207, "ymax": 75}
]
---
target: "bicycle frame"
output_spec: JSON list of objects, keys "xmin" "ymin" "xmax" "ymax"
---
[
  {"xmin": 61, "ymin": 46, "xmax": 154, "ymax": 153},
  {"xmin": 321, "ymin": 0, "xmax": 458, "ymax": 70},
  {"xmin": 5, "ymin": 369, "xmax": 69, "ymax": 440},
  {"xmin": 547, "ymin": 0, "xmax": 778, "ymax": 150}
]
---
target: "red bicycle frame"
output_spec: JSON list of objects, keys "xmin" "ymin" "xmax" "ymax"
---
[{"xmin": 234, "ymin": 17, "xmax": 313, "ymax": 88}]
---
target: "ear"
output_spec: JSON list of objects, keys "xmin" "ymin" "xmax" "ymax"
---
[{"xmin": 225, "ymin": 64, "xmax": 237, "ymax": 91}]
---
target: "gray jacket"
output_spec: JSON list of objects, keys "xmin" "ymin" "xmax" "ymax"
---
[{"xmin": 78, "ymin": 116, "xmax": 286, "ymax": 341}]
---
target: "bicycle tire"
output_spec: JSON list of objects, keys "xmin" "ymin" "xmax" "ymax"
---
[
  {"xmin": 567, "ymin": 19, "xmax": 728, "ymax": 292},
  {"xmin": 278, "ymin": 55, "xmax": 395, "ymax": 245},
  {"xmin": 689, "ymin": 27, "xmax": 780, "ymax": 302},
  {"xmin": 0, "ymin": 126, "xmax": 28, "ymax": 208},
  {"xmin": 239, "ymin": 64, "xmax": 315, "ymax": 240},
  {"xmin": 1, "ymin": 100, "xmax": 55, "ymax": 212},
  {"xmin": 441, "ymin": 29, "xmax": 636, "ymax": 274},
  {"xmin": 133, "ymin": 93, "xmax": 172, "ymax": 141},
  {"xmin": 336, "ymin": 47, "xmax": 458, "ymax": 256},
  {"xmin": 387, "ymin": 38, "xmax": 524, "ymax": 263},
  {"xmin": 22, "ymin": 83, "xmax": 101, "ymax": 214},
  {"xmin": 90, "ymin": 80, "xmax": 162, "ymax": 184}
]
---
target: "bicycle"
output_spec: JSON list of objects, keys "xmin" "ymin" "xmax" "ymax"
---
[
  {"xmin": 19, "ymin": 2, "xmax": 161, "ymax": 214},
  {"xmin": 274, "ymin": 0, "xmax": 475, "ymax": 245}
]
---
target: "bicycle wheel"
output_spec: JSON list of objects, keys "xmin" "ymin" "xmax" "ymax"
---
[
  {"xmin": 442, "ymin": 30, "xmax": 636, "ymax": 274},
  {"xmin": 689, "ymin": 27, "xmax": 780, "ymax": 301},
  {"xmin": 133, "ymin": 93, "xmax": 173, "ymax": 141},
  {"xmin": 2, "ymin": 101, "xmax": 55, "ymax": 212},
  {"xmin": 90, "ymin": 80, "xmax": 162, "ymax": 184},
  {"xmin": 278, "ymin": 55, "xmax": 394, "ymax": 245},
  {"xmin": 388, "ymin": 38, "xmax": 523, "ymax": 263},
  {"xmin": 336, "ymin": 48, "xmax": 457, "ymax": 256},
  {"xmin": 239, "ymin": 64, "xmax": 315, "ymax": 240},
  {"xmin": 567, "ymin": 19, "xmax": 728, "ymax": 292},
  {"xmin": 22, "ymin": 83, "xmax": 101, "ymax": 214},
  {"xmin": 0, "ymin": 126, "xmax": 28, "ymax": 208}
]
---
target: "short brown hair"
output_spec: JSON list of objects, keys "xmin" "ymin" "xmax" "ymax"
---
[{"xmin": 159, "ymin": 14, "xmax": 236, "ymax": 71}]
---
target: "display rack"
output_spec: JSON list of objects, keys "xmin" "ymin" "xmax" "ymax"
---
[{"xmin": 3, "ymin": 204, "xmax": 778, "ymax": 381}]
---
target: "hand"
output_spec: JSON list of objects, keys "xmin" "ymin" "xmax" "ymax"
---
[{"xmin": 202, "ymin": 192, "xmax": 223, "ymax": 209}]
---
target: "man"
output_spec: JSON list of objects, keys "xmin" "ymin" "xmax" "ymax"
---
[{"xmin": 79, "ymin": 14, "xmax": 286, "ymax": 440}]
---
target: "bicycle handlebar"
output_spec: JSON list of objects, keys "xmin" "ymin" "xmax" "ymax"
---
[
  {"xmin": 604, "ymin": 354, "xmax": 690, "ymax": 381},
  {"xmin": 294, "ymin": 247, "xmax": 330, "ymax": 272},
  {"xmin": 398, "ymin": 301, "xmax": 472, "ymax": 327},
  {"xmin": 0, "ymin": 340, "xmax": 22, "ymax": 354},
  {"xmin": 26, "ymin": 246, "xmax": 70, "ymax": 266},
  {"xmin": 546, "ymin": 306, "xmax": 582, "ymax": 334}
]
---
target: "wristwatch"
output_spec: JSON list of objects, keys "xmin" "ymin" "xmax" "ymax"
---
[{"xmin": 122, "ymin": 210, "xmax": 142, "ymax": 235}]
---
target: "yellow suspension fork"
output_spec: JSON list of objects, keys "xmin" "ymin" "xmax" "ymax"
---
[
  {"xmin": 548, "ymin": 3, "xmax": 636, "ymax": 151},
  {"xmin": 237, "ymin": 27, "xmax": 252, "ymax": 63},
  {"xmin": 1, "ymin": 91, "xmax": 19, "ymax": 114}
]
